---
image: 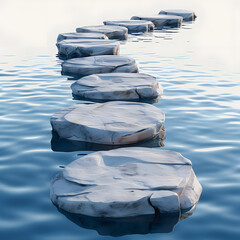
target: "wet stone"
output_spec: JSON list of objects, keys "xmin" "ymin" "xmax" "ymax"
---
[
  {"xmin": 71, "ymin": 72, "xmax": 163, "ymax": 101},
  {"xmin": 56, "ymin": 39, "xmax": 120, "ymax": 59},
  {"xmin": 61, "ymin": 55, "xmax": 139, "ymax": 77},
  {"xmin": 103, "ymin": 20, "xmax": 154, "ymax": 33},
  {"xmin": 50, "ymin": 147, "xmax": 202, "ymax": 218},
  {"xmin": 50, "ymin": 101, "xmax": 165, "ymax": 145},
  {"xmin": 159, "ymin": 9, "xmax": 197, "ymax": 21},
  {"xmin": 76, "ymin": 25, "xmax": 128, "ymax": 40}
]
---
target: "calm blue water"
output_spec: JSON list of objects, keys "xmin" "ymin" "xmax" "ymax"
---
[{"xmin": 0, "ymin": 1, "xmax": 240, "ymax": 239}]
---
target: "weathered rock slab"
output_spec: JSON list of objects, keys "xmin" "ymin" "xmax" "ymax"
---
[
  {"xmin": 103, "ymin": 20, "xmax": 154, "ymax": 33},
  {"xmin": 159, "ymin": 10, "xmax": 196, "ymax": 21},
  {"xmin": 57, "ymin": 32, "xmax": 107, "ymax": 43},
  {"xmin": 56, "ymin": 39, "xmax": 120, "ymax": 59},
  {"xmin": 131, "ymin": 15, "xmax": 183, "ymax": 28},
  {"xmin": 61, "ymin": 55, "xmax": 139, "ymax": 77},
  {"xmin": 50, "ymin": 147, "xmax": 202, "ymax": 218},
  {"xmin": 50, "ymin": 101, "xmax": 165, "ymax": 145},
  {"xmin": 71, "ymin": 73, "xmax": 163, "ymax": 101},
  {"xmin": 76, "ymin": 25, "xmax": 128, "ymax": 40}
]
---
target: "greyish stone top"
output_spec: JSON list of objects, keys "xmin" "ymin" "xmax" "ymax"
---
[
  {"xmin": 61, "ymin": 55, "xmax": 139, "ymax": 77},
  {"xmin": 57, "ymin": 32, "xmax": 108, "ymax": 43},
  {"xmin": 50, "ymin": 101, "xmax": 165, "ymax": 145},
  {"xmin": 103, "ymin": 20, "xmax": 154, "ymax": 33},
  {"xmin": 76, "ymin": 25, "xmax": 128, "ymax": 40},
  {"xmin": 50, "ymin": 147, "xmax": 202, "ymax": 218},
  {"xmin": 71, "ymin": 72, "xmax": 163, "ymax": 101},
  {"xmin": 159, "ymin": 9, "xmax": 197, "ymax": 21}
]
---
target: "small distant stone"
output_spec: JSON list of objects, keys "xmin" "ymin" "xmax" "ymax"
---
[
  {"xmin": 61, "ymin": 55, "xmax": 139, "ymax": 77},
  {"xmin": 103, "ymin": 20, "xmax": 154, "ymax": 33},
  {"xmin": 50, "ymin": 101, "xmax": 165, "ymax": 145},
  {"xmin": 131, "ymin": 15, "xmax": 183, "ymax": 28},
  {"xmin": 76, "ymin": 25, "xmax": 128, "ymax": 40},
  {"xmin": 50, "ymin": 147, "xmax": 202, "ymax": 218},
  {"xmin": 56, "ymin": 39, "xmax": 120, "ymax": 59},
  {"xmin": 57, "ymin": 32, "xmax": 108, "ymax": 43},
  {"xmin": 159, "ymin": 10, "xmax": 197, "ymax": 21},
  {"xmin": 71, "ymin": 72, "xmax": 163, "ymax": 101}
]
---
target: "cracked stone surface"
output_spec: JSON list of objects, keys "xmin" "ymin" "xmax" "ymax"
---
[
  {"xmin": 159, "ymin": 10, "xmax": 197, "ymax": 21},
  {"xmin": 131, "ymin": 15, "xmax": 183, "ymax": 28},
  {"xmin": 56, "ymin": 39, "xmax": 120, "ymax": 59},
  {"xmin": 50, "ymin": 147, "xmax": 202, "ymax": 218},
  {"xmin": 103, "ymin": 20, "xmax": 154, "ymax": 33},
  {"xmin": 61, "ymin": 55, "xmax": 139, "ymax": 77},
  {"xmin": 71, "ymin": 73, "xmax": 163, "ymax": 101},
  {"xmin": 76, "ymin": 25, "xmax": 128, "ymax": 40},
  {"xmin": 50, "ymin": 101, "xmax": 165, "ymax": 145},
  {"xmin": 57, "ymin": 32, "xmax": 108, "ymax": 43}
]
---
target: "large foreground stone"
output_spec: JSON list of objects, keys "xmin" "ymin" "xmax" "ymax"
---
[
  {"xmin": 61, "ymin": 55, "xmax": 139, "ymax": 77},
  {"xmin": 103, "ymin": 20, "xmax": 154, "ymax": 33},
  {"xmin": 76, "ymin": 25, "xmax": 128, "ymax": 40},
  {"xmin": 50, "ymin": 147, "xmax": 202, "ymax": 218},
  {"xmin": 57, "ymin": 32, "xmax": 107, "ymax": 43},
  {"xmin": 71, "ymin": 73, "xmax": 163, "ymax": 101},
  {"xmin": 56, "ymin": 39, "xmax": 120, "ymax": 59},
  {"xmin": 159, "ymin": 10, "xmax": 196, "ymax": 21},
  {"xmin": 131, "ymin": 15, "xmax": 183, "ymax": 28},
  {"xmin": 50, "ymin": 101, "xmax": 165, "ymax": 145}
]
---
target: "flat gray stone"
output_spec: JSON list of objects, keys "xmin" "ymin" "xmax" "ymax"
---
[
  {"xmin": 103, "ymin": 20, "xmax": 154, "ymax": 33},
  {"xmin": 76, "ymin": 25, "xmax": 128, "ymax": 40},
  {"xmin": 50, "ymin": 147, "xmax": 202, "ymax": 217},
  {"xmin": 56, "ymin": 39, "xmax": 120, "ymax": 59},
  {"xmin": 131, "ymin": 15, "xmax": 183, "ymax": 28},
  {"xmin": 71, "ymin": 73, "xmax": 163, "ymax": 101},
  {"xmin": 57, "ymin": 32, "xmax": 108, "ymax": 43},
  {"xmin": 61, "ymin": 55, "xmax": 139, "ymax": 77},
  {"xmin": 159, "ymin": 10, "xmax": 196, "ymax": 21},
  {"xmin": 50, "ymin": 101, "xmax": 165, "ymax": 145}
]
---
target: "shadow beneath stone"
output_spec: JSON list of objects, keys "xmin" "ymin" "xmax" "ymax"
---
[
  {"xmin": 57, "ymin": 207, "xmax": 195, "ymax": 236},
  {"xmin": 50, "ymin": 126, "xmax": 165, "ymax": 152}
]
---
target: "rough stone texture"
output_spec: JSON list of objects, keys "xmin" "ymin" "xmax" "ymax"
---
[
  {"xmin": 76, "ymin": 25, "xmax": 128, "ymax": 40},
  {"xmin": 61, "ymin": 55, "xmax": 139, "ymax": 77},
  {"xmin": 50, "ymin": 147, "xmax": 202, "ymax": 218},
  {"xmin": 57, "ymin": 32, "xmax": 108, "ymax": 43},
  {"xmin": 103, "ymin": 20, "xmax": 154, "ymax": 33},
  {"xmin": 50, "ymin": 101, "xmax": 165, "ymax": 145},
  {"xmin": 131, "ymin": 15, "xmax": 183, "ymax": 28},
  {"xmin": 56, "ymin": 39, "xmax": 120, "ymax": 59},
  {"xmin": 159, "ymin": 10, "xmax": 197, "ymax": 21},
  {"xmin": 71, "ymin": 73, "xmax": 163, "ymax": 101}
]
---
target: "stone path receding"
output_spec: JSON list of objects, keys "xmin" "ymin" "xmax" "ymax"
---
[
  {"xmin": 61, "ymin": 55, "xmax": 139, "ymax": 77},
  {"xmin": 131, "ymin": 15, "xmax": 183, "ymax": 28},
  {"xmin": 50, "ymin": 101, "xmax": 165, "ymax": 145},
  {"xmin": 71, "ymin": 72, "xmax": 163, "ymax": 101},
  {"xmin": 56, "ymin": 39, "xmax": 120, "ymax": 59},
  {"xmin": 57, "ymin": 32, "xmax": 107, "ymax": 43},
  {"xmin": 76, "ymin": 25, "xmax": 128, "ymax": 40},
  {"xmin": 103, "ymin": 20, "xmax": 154, "ymax": 33},
  {"xmin": 159, "ymin": 10, "xmax": 196, "ymax": 21},
  {"xmin": 50, "ymin": 147, "xmax": 202, "ymax": 218}
]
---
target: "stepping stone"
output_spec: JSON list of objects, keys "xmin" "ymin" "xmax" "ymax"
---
[
  {"xmin": 71, "ymin": 73, "xmax": 163, "ymax": 101},
  {"xmin": 159, "ymin": 10, "xmax": 197, "ymax": 21},
  {"xmin": 56, "ymin": 39, "xmax": 120, "ymax": 59},
  {"xmin": 103, "ymin": 20, "xmax": 154, "ymax": 33},
  {"xmin": 131, "ymin": 15, "xmax": 183, "ymax": 28},
  {"xmin": 57, "ymin": 32, "xmax": 108, "ymax": 43},
  {"xmin": 61, "ymin": 55, "xmax": 139, "ymax": 77},
  {"xmin": 76, "ymin": 25, "xmax": 128, "ymax": 40},
  {"xmin": 50, "ymin": 101, "xmax": 165, "ymax": 145},
  {"xmin": 50, "ymin": 147, "xmax": 202, "ymax": 218}
]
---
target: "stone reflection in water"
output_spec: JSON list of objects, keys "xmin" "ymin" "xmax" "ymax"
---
[
  {"xmin": 58, "ymin": 207, "xmax": 196, "ymax": 237},
  {"xmin": 51, "ymin": 126, "xmax": 165, "ymax": 152}
]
